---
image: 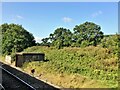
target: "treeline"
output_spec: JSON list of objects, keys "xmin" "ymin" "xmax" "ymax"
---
[
  {"xmin": 0, "ymin": 22, "xmax": 119, "ymax": 56},
  {"xmin": 40, "ymin": 21, "xmax": 104, "ymax": 48}
]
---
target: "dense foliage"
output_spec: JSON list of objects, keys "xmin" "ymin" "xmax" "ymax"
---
[
  {"xmin": 1, "ymin": 23, "xmax": 36, "ymax": 55},
  {"xmin": 100, "ymin": 34, "xmax": 118, "ymax": 55},
  {"xmin": 50, "ymin": 28, "xmax": 73, "ymax": 49},
  {"xmin": 41, "ymin": 22, "xmax": 104, "ymax": 48},
  {"xmin": 73, "ymin": 22, "xmax": 104, "ymax": 47},
  {"xmin": 23, "ymin": 45, "xmax": 118, "ymax": 88}
]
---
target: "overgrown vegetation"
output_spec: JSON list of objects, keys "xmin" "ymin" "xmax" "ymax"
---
[{"xmin": 22, "ymin": 42, "xmax": 118, "ymax": 88}]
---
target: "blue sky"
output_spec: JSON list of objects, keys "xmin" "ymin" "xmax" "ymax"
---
[{"xmin": 2, "ymin": 2, "xmax": 118, "ymax": 42}]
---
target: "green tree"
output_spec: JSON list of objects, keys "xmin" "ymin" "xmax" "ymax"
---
[
  {"xmin": 73, "ymin": 22, "xmax": 104, "ymax": 46},
  {"xmin": 1, "ymin": 23, "xmax": 36, "ymax": 55},
  {"xmin": 48, "ymin": 27, "xmax": 73, "ymax": 49},
  {"xmin": 41, "ymin": 38, "xmax": 50, "ymax": 46}
]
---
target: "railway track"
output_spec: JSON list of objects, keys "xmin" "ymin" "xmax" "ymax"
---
[
  {"xmin": 1, "ymin": 66, "xmax": 36, "ymax": 90},
  {"xmin": 0, "ymin": 62, "xmax": 60, "ymax": 90},
  {"xmin": 0, "ymin": 84, "xmax": 5, "ymax": 90}
]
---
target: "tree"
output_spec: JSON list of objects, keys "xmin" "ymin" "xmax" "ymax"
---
[
  {"xmin": 40, "ymin": 38, "xmax": 50, "ymax": 46},
  {"xmin": 1, "ymin": 23, "xmax": 36, "ymax": 55},
  {"xmin": 48, "ymin": 27, "xmax": 73, "ymax": 49},
  {"xmin": 73, "ymin": 22, "xmax": 104, "ymax": 46}
]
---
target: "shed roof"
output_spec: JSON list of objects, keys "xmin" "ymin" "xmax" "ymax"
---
[{"xmin": 16, "ymin": 52, "xmax": 44, "ymax": 55}]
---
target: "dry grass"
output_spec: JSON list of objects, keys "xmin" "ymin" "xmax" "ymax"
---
[{"xmin": 22, "ymin": 63, "xmax": 109, "ymax": 88}]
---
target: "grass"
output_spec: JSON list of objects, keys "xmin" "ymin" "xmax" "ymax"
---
[
  {"xmin": 0, "ymin": 55, "xmax": 5, "ymax": 61},
  {"xmin": 22, "ymin": 61, "xmax": 110, "ymax": 88},
  {"xmin": 21, "ymin": 46, "xmax": 118, "ymax": 88}
]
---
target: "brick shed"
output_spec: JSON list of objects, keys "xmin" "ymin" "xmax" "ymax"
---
[{"xmin": 15, "ymin": 53, "xmax": 45, "ymax": 67}]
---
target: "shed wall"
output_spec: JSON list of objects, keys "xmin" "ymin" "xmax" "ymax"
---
[{"xmin": 15, "ymin": 53, "xmax": 44, "ymax": 67}]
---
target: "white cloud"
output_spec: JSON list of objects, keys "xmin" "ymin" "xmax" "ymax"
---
[
  {"xmin": 16, "ymin": 15, "xmax": 23, "ymax": 19},
  {"xmin": 62, "ymin": 17, "xmax": 73, "ymax": 23},
  {"xmin": 91, "ymin": 10, "xmax": 103, "ymax": 17},
  {"xmin": 34, "ymin": 37, "xmax": 43, "ymax": 43},
  {"xmin": 12, "ymin": 15, "xmax": 24, "ymax": 22}
]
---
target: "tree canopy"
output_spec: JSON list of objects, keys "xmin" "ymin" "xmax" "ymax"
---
[
  {"xmin": 1, "ymin": 23, "xmax": 36, "ymax": 55},
  {"xmin": 73, "ymin": 22, "xmax": 104, "ymax": 47},
  {"xmin": 42, "ymin": 27, "xmax": 73, "ymax": 49},
  {"xmin": 41, "ymin": 22, "xmax": 104, "ymax": 48},
  {"xmin": 50, "ymin": 28, "xmax": 72, "ymax": 48},
  {"xmin": 1, "ymin": 22, "xmax": 105, "ymax": 53}
]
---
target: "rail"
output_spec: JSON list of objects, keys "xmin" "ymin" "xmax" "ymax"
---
[
  {"xmin": 0, "ymin": 66, "xmax": 36, "ymax": 90},
  {"xmin": 0, "ymin": 84, "xmax": 5, "ymax": 90}
]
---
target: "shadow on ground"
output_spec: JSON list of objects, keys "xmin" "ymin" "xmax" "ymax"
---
[{"xmin": 0, "ymin": 62, "xmax": 60, "ymax": 90}]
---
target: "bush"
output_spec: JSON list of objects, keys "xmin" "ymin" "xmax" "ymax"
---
[
  {"xmin": 11, "ymin": 53, "xmax": 16, "ymax": 61},
  {"xmin": 100, "ymin": 34, "xmax": 118, "ymax": 56}
]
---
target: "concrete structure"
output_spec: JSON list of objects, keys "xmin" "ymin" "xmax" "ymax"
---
[
  {"xmin": 15, "ymin": 53, "xmax": 45, "ymax": 67},
  {"xmin": 5, "ymin": 55, "xmax": 12, "ymax": 64}
]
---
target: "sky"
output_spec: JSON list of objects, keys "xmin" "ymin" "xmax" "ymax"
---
[{"xmin": 2, "ymin": 2, "xmax": 118, "ymax": 43}]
